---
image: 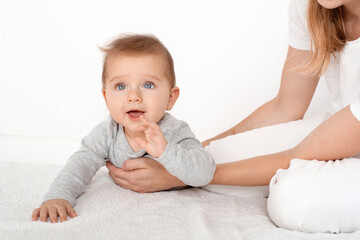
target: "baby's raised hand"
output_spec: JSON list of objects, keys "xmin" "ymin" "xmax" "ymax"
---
[
  {"xmin": 135, "ymin": 115, "xmax": 167, "ymax": 158},
  {"xmin": 32, "ymin": 199, "xmax": 77, "ymax": 223}
]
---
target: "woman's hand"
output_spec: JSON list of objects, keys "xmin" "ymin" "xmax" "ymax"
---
[
  {"xmin": 32, "ymin": 199, "xmax": 77, "ymax": 223},
  {"xmin": 106, "ymin": 158, "xmax": 186, "ymax": 193},
  {"xmin": 201, "ymin": 139, "xmax": 212, "ymax": 147},
  {"xmin": 201, "ymin": 127, "xmax": 235, "ymax": 147}
]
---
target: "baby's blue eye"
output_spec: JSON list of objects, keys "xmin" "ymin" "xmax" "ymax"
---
[
  {"xmin": 116, "ymin": 83, "xmax": 126, "ymax": 90},
  {"xmin": 143, "ymin": 82, "xmax": 154, "ymax": 89}
]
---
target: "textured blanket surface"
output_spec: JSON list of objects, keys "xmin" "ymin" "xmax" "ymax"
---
[{"xmin": 1, "ymin": 161, "xmax": 360, "ymax": 240}]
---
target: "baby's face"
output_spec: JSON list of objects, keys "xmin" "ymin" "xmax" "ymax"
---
[{"xmin": 103, "ymin": 54, "xmax": 178, "ymax": 132}]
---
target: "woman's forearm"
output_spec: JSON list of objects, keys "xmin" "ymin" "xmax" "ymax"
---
[
  {"xmin": 211, "ymin": 106, "xmax": 360, "ymax": 186},
  {"xmin": 211, "ymin": 150, "xmax": 293, "ymax": 186},
  {"xmin": 205, "ymin": 98, "xmax": 300, "ymax": 145},
  {"xmin": 232, "ymin": 97, "xmax": 300, "ymax": 134}
]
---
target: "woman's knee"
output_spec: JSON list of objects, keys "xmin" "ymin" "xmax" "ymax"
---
[{"xmin": 267, "ymin": 158, "xmax": 360, "ymax": 233}]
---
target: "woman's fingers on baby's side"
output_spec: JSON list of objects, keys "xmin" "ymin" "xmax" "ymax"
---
[
  {"xmin": 106, "ymin": 161, "xmax": 117, "ymax": 172},
  {"xmin": 107, "ymin": 162, "xmax": 128, "ymax": 177},
  {"xmin": 109, "ymin": 171, "xmax": 132, "ymax": 189},
  {"xmin": 122, "ymin": 158, "xmax": 147, "ymax": 171}
]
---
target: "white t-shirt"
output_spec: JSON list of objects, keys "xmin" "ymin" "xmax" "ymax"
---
[{"xmin": 289, "ymin": 0, "xmax": 360, "ymax": 120}]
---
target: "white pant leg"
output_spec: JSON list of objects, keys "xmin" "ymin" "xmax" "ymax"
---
[{"xmin": 267, "ymin": 158, "xmax": 360, "ymax": 233}]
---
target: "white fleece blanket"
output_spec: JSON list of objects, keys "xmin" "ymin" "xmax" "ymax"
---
[{"xmin": 1, "ymin": 161, "xmax": 360, "ymax": 240}]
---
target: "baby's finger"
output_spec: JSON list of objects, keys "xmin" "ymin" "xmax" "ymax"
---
[
  {"xmin": 32, "ymin": 208, "xmax": 40, "ymax": 221},
  {"xmin": 139, "ymin": 114, "xmax": 150, "ymax": 124},
  {"xmin": 57, "ymin": 205, "xmax": 68, "ymax": 222},
  {"xmin": 39, "ymin": 207, "xmax": 49, "ymax": 222},
  {"xmin": 66, "ymin": 205, "xmax": 78, "ymax": 218},
  {"xmin": 48, "ymin": 206, "xmax": 58, "ymax": 223},
  {"xmin": 139, "ymin": 115, "xmax": 158, "ymax": 129},
  {"xmin": 136, "ymin": 124, "xmax": 148, "ymax": 132}
]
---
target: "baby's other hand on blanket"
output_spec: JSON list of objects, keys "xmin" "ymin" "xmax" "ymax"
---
[{"xmin": 32, "ymin": 199, "xmax": 77, "ymax": 223}]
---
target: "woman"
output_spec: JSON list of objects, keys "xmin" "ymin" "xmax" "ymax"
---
[{"xmin": 106, "ymin": 0, "xmax": 360, "ymax": 193}]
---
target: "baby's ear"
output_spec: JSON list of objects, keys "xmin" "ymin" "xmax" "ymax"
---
[
  {"xmin": 166, "ymin": 87, "xmax": 180, "ymax": 111},
  {"xmin": 102, "ymin": 89, "xmax": 108, "ymax": 107}
]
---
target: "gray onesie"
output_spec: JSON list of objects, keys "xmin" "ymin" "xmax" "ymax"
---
[{"xmin": 43, "ymin": 113, "xmax": 216, "ymax": 206}]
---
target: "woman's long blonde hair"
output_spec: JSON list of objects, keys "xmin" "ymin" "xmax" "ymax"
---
[{"xmin": 304, "ymin": 0, "xmax": 347, "ymax": 75}]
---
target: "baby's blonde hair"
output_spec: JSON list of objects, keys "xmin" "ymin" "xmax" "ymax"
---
[{"xmin": 100, "ymin": 34, "xmax": 176, "ymax": 89}]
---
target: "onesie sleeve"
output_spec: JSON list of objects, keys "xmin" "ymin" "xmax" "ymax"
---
[
  {"xmin": 43, "ymin": 120, "xmax": 110, "ymax": 207},
  {"xmin": 350, "ymin": 99, "xmax": 360, "ymax": 121},
  {"xmin": 288, "ymin": 0, "xmax": 311, "ymax": 50},
  {"xmin": 155, "ymin": 119, "xmax": 216, "ymax": 187}
]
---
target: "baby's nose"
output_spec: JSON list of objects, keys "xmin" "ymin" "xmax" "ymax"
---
[{"xmin": 127, "ymin": 90, "xmax": 142, "ymax": 103}]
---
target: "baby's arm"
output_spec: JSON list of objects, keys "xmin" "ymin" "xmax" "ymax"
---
[
  {"xmin": 32, "ymin": 120, "xmax": 110, "ymax": 222},
  {"xmin": 134, "ymin": 116, "xmax": 215, "ymax": 187},
  {"xmin": 156, "ymin": 137, "xmax": 216, "ymax": 187},
  {"xmin": 32, "ymin": 199, "xmax": 77, "ymax": 223}
]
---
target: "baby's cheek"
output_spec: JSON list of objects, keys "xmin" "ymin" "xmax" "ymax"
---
[{"xmin": 107, "ymin": 106, "xmax": 125, "ymax": 124}]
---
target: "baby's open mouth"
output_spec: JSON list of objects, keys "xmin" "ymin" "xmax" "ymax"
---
[{"xmin": 127, "ymin": 110, "xmax": 145, "ymax": 120}]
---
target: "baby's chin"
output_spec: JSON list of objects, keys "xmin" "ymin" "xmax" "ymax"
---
[
  {"xmin": 121, "ymin": 120, "xmax": 143, "ymax": 132},
  {"xmin": 121, "ymin": 125, "xmax": 142, "ymax": 137}
]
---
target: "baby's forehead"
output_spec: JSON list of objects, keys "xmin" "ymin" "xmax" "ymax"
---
[
  {"xmin": 107, "ymin": 52, "xmax": 166, "ymax": 64},
  {"xmin": 106, "ymin": 53, "xmax": 169, "ymax": 77},
  {"xmin": 103, "ymin": 50, "xmax": 175, "ymax": 88},
  {"xmin": 105, "ymin": 53, "xmax": 171, "ymax": 82},
  {"xmin": 108, "ymin": 52, "xmax": 169, "ymax": 70}
]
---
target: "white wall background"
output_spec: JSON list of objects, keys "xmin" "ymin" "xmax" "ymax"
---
[{"xmin": 0, "ymin": 0, "xmax": 330, "ymax": 164}]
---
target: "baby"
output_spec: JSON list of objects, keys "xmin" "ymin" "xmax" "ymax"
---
[{"xmin": 32, "ymin": 34, "xmax": 215, "ymax": 223}]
